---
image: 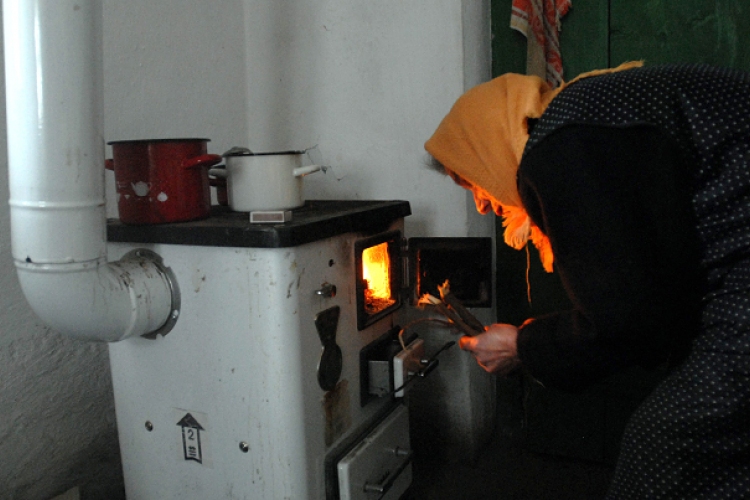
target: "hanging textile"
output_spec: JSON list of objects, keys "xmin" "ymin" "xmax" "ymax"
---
[{"xmin": 510, "ymin": 0, "xmax": 572, "ymax": 87}]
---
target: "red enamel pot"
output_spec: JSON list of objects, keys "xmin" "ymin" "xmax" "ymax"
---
[{"xmin": 106, "ymin": 138, "xmax": 222, "ymax": 224}]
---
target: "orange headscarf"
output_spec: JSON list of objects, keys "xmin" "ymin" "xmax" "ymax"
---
[{"xmin": 425, "ymin": 61, "xmax": 643, "ymax": 272}]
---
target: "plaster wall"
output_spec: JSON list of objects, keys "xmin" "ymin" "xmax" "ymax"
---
[
  {"xmin": 239, "ymin": 0, "xmax": 492, "ymax": 239},
  {"xmin": 0, "ymin": 1, "xmax": 492, "ymax": 497}
]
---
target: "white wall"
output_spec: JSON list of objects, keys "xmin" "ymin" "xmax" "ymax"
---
[
  {"xmin": 0, "ymin": 0, "xmax": 492, "ymax": 497},
  {"xmin": 103, "ymin": 0, "xmax": 492, "ymax": 238},
  {"xmin": 102, "ymin": 0, "xmax": 248, "ymax": 217},
  {"xmin": 240, "ymin": 0, "xmax": 492, "ymax": 238}
]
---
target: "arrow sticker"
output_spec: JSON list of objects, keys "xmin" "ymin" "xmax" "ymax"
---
[
  {"xmin": 177, "ymin": 413, "xmax": 205, "ymax": 463},
  {"xmin": 173, "ymin": 408, "xmax": 212, "ymax": 468}
]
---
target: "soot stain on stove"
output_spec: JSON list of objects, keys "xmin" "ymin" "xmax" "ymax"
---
[{"xmin": 323, "ymin": 379, "xmax": 351, "ymax": 447}]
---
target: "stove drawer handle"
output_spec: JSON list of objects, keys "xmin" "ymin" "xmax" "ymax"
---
[{"xmin": 363, "ymin": 449, "xmax": 413, "ymax": 497}]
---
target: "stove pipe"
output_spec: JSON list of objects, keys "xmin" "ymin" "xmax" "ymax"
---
[{"xmin": 2, "ymin": 0, "xmax": 176, "ymax": 342}]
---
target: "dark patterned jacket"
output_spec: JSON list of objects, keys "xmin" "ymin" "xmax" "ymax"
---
[{"xmin": 515, "ymin": 64, "xmax": 750, "ymax": 390}]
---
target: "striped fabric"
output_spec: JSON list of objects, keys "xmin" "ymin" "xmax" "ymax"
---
[{"xmin": 510, "ymin": 0, "xmax": 572, "ymax": 87}]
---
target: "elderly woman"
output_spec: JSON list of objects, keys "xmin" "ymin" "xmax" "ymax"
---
[{"xmin": 425, "ymin": 62, "xmax": 750, "ymax": 498}]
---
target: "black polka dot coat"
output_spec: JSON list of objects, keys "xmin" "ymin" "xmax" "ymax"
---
[{"xmin": 515, "ymin": 64, "xmax": 750, "ymax": 498}]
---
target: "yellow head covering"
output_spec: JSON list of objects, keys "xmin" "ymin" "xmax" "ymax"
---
[{"xmin": 425, "ymin": 61, "xmax": 643, "ymax": 272}]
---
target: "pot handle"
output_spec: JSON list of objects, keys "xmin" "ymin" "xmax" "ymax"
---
[
  {"xmin": 182, "ymin": 154, "xmax": 223, "ymax": 170},
  {"xmin": 293, "ymin": 164, "xmax": 322, "ymax": 177},
  {"xmin": 105, "ymin": 159, "xmax": 114, "ymax": 170},
  {"xmin": 208, "ymin": 167, "xmax": 228, "ymax": 179}
]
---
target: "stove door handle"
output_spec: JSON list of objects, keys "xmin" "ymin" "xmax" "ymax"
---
[
  {"xmin": 363, "ymin": 449, "xmax": 413, "ymax": 498},
  {"xmin": 315, "ymin": 282, "xmax": 337, "ymax": 298}
]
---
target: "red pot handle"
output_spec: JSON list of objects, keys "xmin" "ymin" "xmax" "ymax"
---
[
  {"xmin": 182, "ymin": 154, "xmax": 223, "ymax": 170},
  {"xmin": 105, "ymin": 159, "xmax": 114, "ymax": 170}
]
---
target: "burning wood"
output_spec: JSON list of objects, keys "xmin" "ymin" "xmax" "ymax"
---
[
  {"xmin": 364, "ymin": 287, "xmax": 396, "ymax": 314},
  {"xmin": 417, "ymin": 280, "xmax": 485, "ymax": 337},
  {"xmin": 437, "ymin": 280, "xmax": 485, "ymax": 332}
]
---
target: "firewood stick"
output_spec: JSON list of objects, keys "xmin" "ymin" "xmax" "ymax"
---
[
  {"xmin": 419, "ymin": 296, "xmax": 480, "ymax": 337},
  {"xmin": 436, "ymin": 302, "xmax": 479, "ymax": 337},
  {"xmin": 438, "ymin": 281, "xmax": 485, "ymax": 333}
]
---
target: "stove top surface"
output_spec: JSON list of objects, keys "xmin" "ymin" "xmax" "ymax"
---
[{"xmin": 107, "ymin": 200, "xmax": 411, "ymax": 248}]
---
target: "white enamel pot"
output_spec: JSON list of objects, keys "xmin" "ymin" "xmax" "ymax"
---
[{"xmin": 210, "ymin": 149, "xmax": 321, "ymax": 212}]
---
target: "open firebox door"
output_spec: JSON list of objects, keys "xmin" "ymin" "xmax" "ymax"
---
[
  {"xmin": 327, "ymin": 233, "xmax": 492, "ymax": 500},
  {"xmin": 355, "ymin": 233, "xmax": 492, "ymax": 404}
]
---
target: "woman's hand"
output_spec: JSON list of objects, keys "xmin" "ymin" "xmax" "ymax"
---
[{"xmin": 459, "ymin": 323, "xmax": 521, "ymax": 375}]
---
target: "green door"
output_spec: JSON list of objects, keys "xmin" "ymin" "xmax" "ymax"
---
[
  {"xmin": 494, "ymin": 0, "xmax": 750, "ymax": 84},
  {"xmin": 610, "ymin": 0, "xmax": 750, "ymax": 69}
]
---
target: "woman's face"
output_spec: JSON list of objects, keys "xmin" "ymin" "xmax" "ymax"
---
[{"xmin": 447, "ymin": 170, "xmax": 503, "ymax": 216}]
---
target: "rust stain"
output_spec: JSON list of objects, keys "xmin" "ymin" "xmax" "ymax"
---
[{"xmin": 323, "ymin": 379, "xmax": 351, "ymax": 447}]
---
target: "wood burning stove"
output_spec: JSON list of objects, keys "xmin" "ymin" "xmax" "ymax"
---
[{"xmin": 106, "ymin": 200, "xmax": 491, "ymax": 500}]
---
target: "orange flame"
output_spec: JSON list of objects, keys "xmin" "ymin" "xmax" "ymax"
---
[{"xmin": 362, "ymin": 242, "xmax": 395, "ymax": 313}]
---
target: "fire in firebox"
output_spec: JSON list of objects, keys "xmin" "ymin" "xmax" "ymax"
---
[{"xmin": 362, "ymin": 241, "xmax": 396, "ymax": 314}]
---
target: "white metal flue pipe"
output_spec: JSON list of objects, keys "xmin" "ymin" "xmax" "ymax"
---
[{"xmin": 3, "ymin": 0, "xmax": 176, "ymax": 342}]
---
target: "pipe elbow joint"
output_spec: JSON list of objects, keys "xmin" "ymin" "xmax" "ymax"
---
[{"xmin": 16, "ymin": 249, "xmax": 180, "ymax": 342}]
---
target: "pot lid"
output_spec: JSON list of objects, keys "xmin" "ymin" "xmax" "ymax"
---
[{"xmin": 222, "ymin": 147, "xmax": 306, "ymax": 157}]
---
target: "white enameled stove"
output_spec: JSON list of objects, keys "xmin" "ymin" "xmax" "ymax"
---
[
  {"xmin": 107, "ymin": 201, "xmax": 412, "ymax": 500},
  {"xmin": 106, "ymin": 200, "xmax": 492, "ymax": 500}
]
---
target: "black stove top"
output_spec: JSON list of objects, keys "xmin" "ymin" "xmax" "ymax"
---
[{"xmin": 107, "ymin": 200, "xmax": 411, "ymax": 248}]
